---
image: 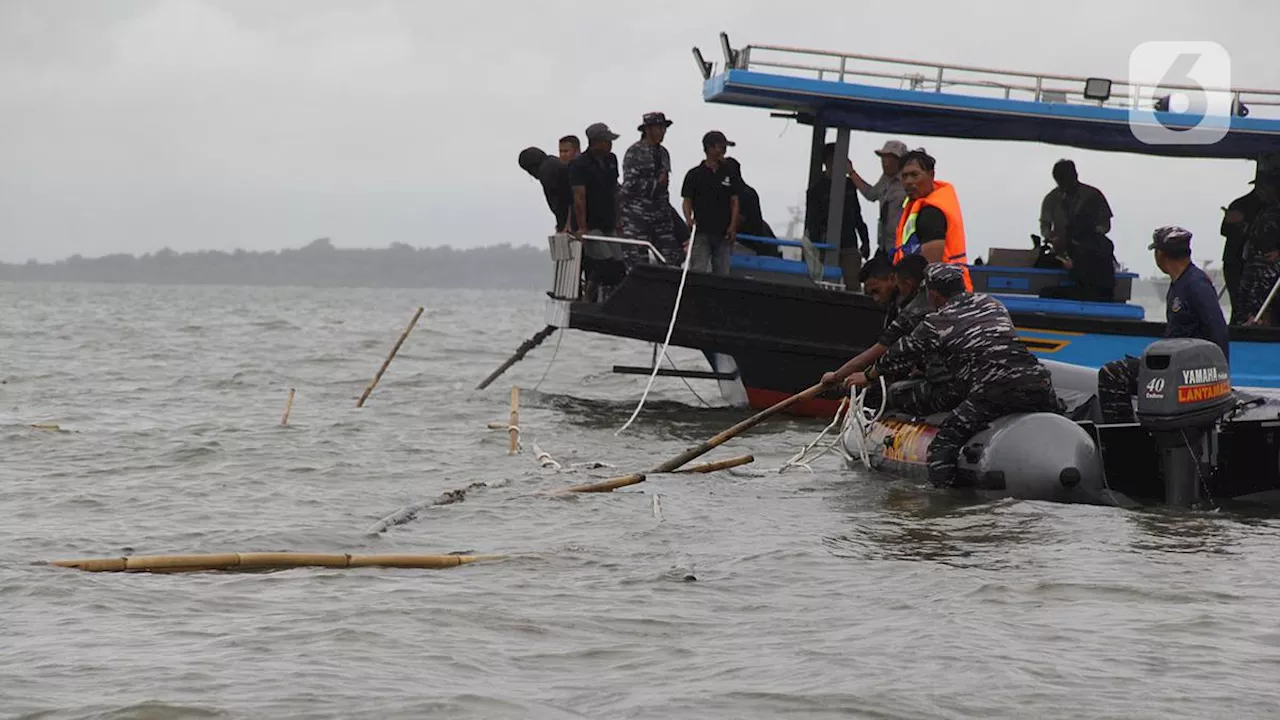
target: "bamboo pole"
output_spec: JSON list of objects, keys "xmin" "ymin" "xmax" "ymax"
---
[
  {"xmin": 49, "ymin": 552, "xmax": 504, "ymax": 573},
  {"xmin": 547, "ymin": 382, "xmax": 826, "ymax": 496},
  {"xmin": 356, "ymin": 306, "xmax": 424, "ymax": 408},
  {"xmin": 508, "ymin": 386, "xmax": 520, "ymax": 454},
  {"xmin": 647, "ymin": 382, "xmax": 827, "ymax": 475},
  {"xmin": 281, "ymin": 388, "xmax": 296, "ymax": 426},
  {"xmin": 553, "ymin": 473, "xmax": 647, "ymax": 494},
  {"xmin": 475, "ymin": 325, "xmax": 557, "ymax": 390},
  {"xmin": 671, "ymin": 454, "xmax": 755, "ymax": 474}
]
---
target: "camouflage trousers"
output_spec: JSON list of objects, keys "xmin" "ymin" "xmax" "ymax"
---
[
  {"xmin": 1237, "ymin": 255, "xmax": 1280, "ymax": 323},
  {"xmin": 881, "ymin": 378, "xmax": 965, "ymax": 418},
  {"xmin": 621, "ymin": 210, "xmax": 682, "ymax": 267},
  {"xmin": 927, "ymin": 379, "xmax": 1064, "ymax": 488},
  {"xmin": 1097, "ymin": 356, "xmax": 1140, "ymax": 424}
]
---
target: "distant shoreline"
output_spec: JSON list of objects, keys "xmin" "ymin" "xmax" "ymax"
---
[{"xmin": 0, "ymin": 239, "xmax": 550, "ymax": 291}]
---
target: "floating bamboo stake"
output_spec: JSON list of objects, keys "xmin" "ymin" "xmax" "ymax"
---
[
  {"xmin": 281, "ymin": 388, "xmax": 296, "ymax": 426},
  {"xmin": 356, "ymin": 306, "xmax": 424, "ymax": 408},
  {"xmin": 47, "ymin": 552, "xmax": 504, "ymax": 573},
  {"xmin": 671, "ymin": 454, "xmax": 754, "ymax": 474},
  {"xmin": 487, "ymin": 421, "xmax": 507, "ymax": 430},
  {"xmin": 508, "ymin": 386, "xmax": 520, "ymax": 454},
  {"xmin": 548, "ymin": 383, "xmax": 826, "ymax": 496},
  {"xmin": 532, "ymin": 442, "xmax": 561, "ymax": 470},
  {"xmin": 554, "ymin": 472, "xmax": 647, "ymax": 494}
]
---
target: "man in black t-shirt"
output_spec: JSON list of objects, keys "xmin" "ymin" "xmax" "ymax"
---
[
  {"xmin": 806, "ymin": 142, "xmax": 871, "ymax": 289},
  {"xmin": 680, "ymin": 131, "xmax": 741, "ymax": 275},
  {"xmin": 568, "ymin": 122, "xmax": 627, "ymax": 300}
]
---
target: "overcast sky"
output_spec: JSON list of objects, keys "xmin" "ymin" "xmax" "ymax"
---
[{"xmin": 2, "ymin": 0, "xmax": 1278, "ymax": 273}]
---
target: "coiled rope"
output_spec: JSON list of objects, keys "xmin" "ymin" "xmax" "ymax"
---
[{"xmin": 778, "ymin": 376, "xmax": 887, "ymax": 473}]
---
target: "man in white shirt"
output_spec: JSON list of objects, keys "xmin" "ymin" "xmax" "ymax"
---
[{"xmin": 849, "ymin": 140, "xmax": 909, "ymax": 261}]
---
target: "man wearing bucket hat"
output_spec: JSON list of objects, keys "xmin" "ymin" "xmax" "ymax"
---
[
  {"xmin": 847, "ymin": 263, "xmax": 1062, "ymax": 488},
  {"xmin": 621, "ymin": 112, "xmax": 681, "ymax": 266},
  {"xmin": 1096, "ymin": 226, "xmax": 1230, "ymax": 424},
  {"xmin": 849, "ymin": 140, "xmax": 909, "ymax": 261}
]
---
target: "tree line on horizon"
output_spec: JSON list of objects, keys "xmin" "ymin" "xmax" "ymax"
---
[{"xmin": 0, "ymin": 238, "xmax": 552, "ymax": 290}]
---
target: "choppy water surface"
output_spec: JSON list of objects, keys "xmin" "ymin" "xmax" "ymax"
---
[{"xmin": 3, "ymin": 282, "xmax": 1280, "ymax": 720}]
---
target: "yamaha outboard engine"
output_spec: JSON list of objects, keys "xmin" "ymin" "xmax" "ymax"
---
[{"xmin": 1134, "ymin": 338, "xmax": 1233, "ymax": 507}]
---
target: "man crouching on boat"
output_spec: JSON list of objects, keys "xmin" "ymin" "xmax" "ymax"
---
[{"xmin": 845, "ymin": 263, "xmax": 1064, "ymax": 487}]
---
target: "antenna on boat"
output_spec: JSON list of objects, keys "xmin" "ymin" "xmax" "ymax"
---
[{"xmin": 692, "ymin": 47, "xmax": 712, "ymax": 80}]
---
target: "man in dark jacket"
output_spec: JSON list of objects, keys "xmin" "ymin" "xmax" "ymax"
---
[
  {"xmin": 806, "ymin": 142, "xmax": 871, "ymax": 288},
  {"xmin": 724, "ymin": 156, "xmax": 782, "ymax": 258},
  {"xmin": 1238, "ymin": 172, "xmax": 1280, "ymax": 326},
  {"xmin": 848, "ymin": 263, "xmax": 1063, "ymax": 487},
  {"xmin": 518, "ymin": 145, "xmax": 574, "ymax": 232},
  {"xmin": 1097, "ymin": 226, "xmax": 1230, "ymax": 423},
  {"xmin": 1220, "ymin": 186, "xmax": 1263, "ymax": 324}
]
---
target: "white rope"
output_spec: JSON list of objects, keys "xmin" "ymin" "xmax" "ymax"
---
[
  {"xmin": 532, "ymin": 329, "xmax": 564, "ymax": 392},
  {"xmin": 615, "ymin": 224, "xmax": 697, "ymax": 436},
  {"xmin": 843, "ymin": 376, "xmax": 887, "ymax": 469}
]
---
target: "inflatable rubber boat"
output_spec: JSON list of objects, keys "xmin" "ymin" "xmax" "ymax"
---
[{"xmin": 841, "ymin": 338, "xmax": 1280, "ymax": 509}]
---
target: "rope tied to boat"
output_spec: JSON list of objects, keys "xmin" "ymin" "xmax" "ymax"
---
[{"xmin": 615, "ymin": 223, "xmax": 697, "ymax": 436}]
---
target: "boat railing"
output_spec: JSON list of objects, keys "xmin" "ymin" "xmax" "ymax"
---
[
  {"xmin": 717, "ymin": 36, "xmax": 1280, "ymax": 117},
  {"xmin": 547, "ymin": 233, "xmax": 668, "ymax": 303}
]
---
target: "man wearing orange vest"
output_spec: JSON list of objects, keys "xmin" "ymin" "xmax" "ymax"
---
[{"xmin": 893, "ymin": 149, "xmax": 972, "ymax": 292}]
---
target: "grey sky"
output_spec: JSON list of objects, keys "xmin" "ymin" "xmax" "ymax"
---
[{"xmin": 2, "ymin": 0, "xmax": 1277, "ymax": 273}]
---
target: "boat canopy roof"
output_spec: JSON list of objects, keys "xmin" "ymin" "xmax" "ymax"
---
[{"xmin": 698, "ymin": 36, "xmax": 1280, "ymax": 161}]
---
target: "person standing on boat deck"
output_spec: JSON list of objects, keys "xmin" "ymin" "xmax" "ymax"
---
[
  {"xmin": 847, "ymin": 263, "xmax": 1063, "ymax": 487},
  {"xmin": 723, "ymin": 156, "xmax": 782, "ymax": 258},
  {"xmin": 1220, "ymin": 185, "xmax": 1263, "ymax": 324},
  {"xmin": 680, "ymin": 131, "xmax": 741, "ymax": 275},
  {"xmin": 518, "ymin": 135, "xmax": 580, "ymax": 233},
  {"xmin": 570, "ymin": 122, "xmax": 628, "ymax": 301},
  {"xmin": 1097, "ymin": 226, "xmax": 1230, "ymax": 424},
  {"xmin": 620, "ymin": 112, "xmax": 681, "ymax": 266},
  {"xmin": 893, "ymin": 149, "xmax": 972, "ymax": 292},
  {"xmin": 1237, "ymin": 172, "xmax": 1280, "ymax": 326},
  {"xmin": 1039, "ymin": 160, "xmax": 1113, "ymax": 255},
  {"xmin": 806, "ymin": 142, "xmax": 871, "ymax": 289},
  {"xmin": 849, "ymin": 140, "xmax": 909, "ymax": 262}
]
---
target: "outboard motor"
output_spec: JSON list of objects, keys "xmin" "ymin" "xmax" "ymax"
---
[{"xmin": 1134, "ymin": 338, "xmax": 1233, "ymax": 507}]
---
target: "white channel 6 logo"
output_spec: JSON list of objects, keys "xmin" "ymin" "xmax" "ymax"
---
[{"xmin": 1129, "ymin": 41, "xmax": 1233, "ymax": 145}]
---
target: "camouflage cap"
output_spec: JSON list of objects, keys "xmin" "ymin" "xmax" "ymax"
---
[
  {"xmin": 924, "ymin": 262, "xmax": 966, "ymax": 292},
  {"xmin": 1148, "ymin": 225, "xmax": 1193, "ymax": 251}
]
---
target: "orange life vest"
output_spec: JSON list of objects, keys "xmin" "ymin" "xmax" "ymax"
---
[{"xmin": 893, "ymin": 180, "xmax": 972, "ymax": 292}]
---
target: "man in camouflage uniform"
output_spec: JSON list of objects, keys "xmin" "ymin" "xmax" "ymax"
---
[
  {"xmin": 620, "ymin": 112, "xmax": 682, "ymax": 267},
  {"xmin": 822, "ymin": 254, "xmax": 963, "ymax": 417},
  {"xmin": 848, "ymin": 263, "xmax": 1063, "ymax": 487},
  {"xmin": 1238, "ymin": 172, "xmax": 1280, "ymax": 325}
]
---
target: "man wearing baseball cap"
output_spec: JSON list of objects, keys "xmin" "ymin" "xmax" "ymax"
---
[
  {"xmin": 680, "ymin": 130, "xmax": 741, "ymax": 275},
  {"xmin": 1237, "ymin": 170, "xmax": 1280, "ymax": 326},
  {"xmin": 848, "ymin": 140, "xmax": 909, "ymax": 261},
  {"xmin": 621, "ymin": 112, "xmax": 681, "ymax": 266},
  {"xmin": 1096, "ymin": 226, "xmax": 1230, "ymax": 424},
  {"xmin": 845, "ymin": 262, "xmax": 1062, "ymax": 488},
  {"xmin": 569, "ymin": 122, "xmax": 627, "ymax": 300}
]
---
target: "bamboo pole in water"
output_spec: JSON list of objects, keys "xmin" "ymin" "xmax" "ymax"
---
[
  {"xmin": 48, "ymin": 552, "xmax": 504, "ymax": 573},
  {"xmin": 508, "ymin": 386, "xmax": 520, "ymax": 454},
  {"xmin": 281, "ymin": 388, "xmax": 296, "ymax": 426},
  {"xmin": 356, "ymin": 306, "xmax": 424, "ymax": 408},
  {"xmin": 553, "ymin": 473, "xmax": 647, "ymax": 494},
  {"xmin": 671, "ymin": 454, "xmax": 754, "ymax": 474}
]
